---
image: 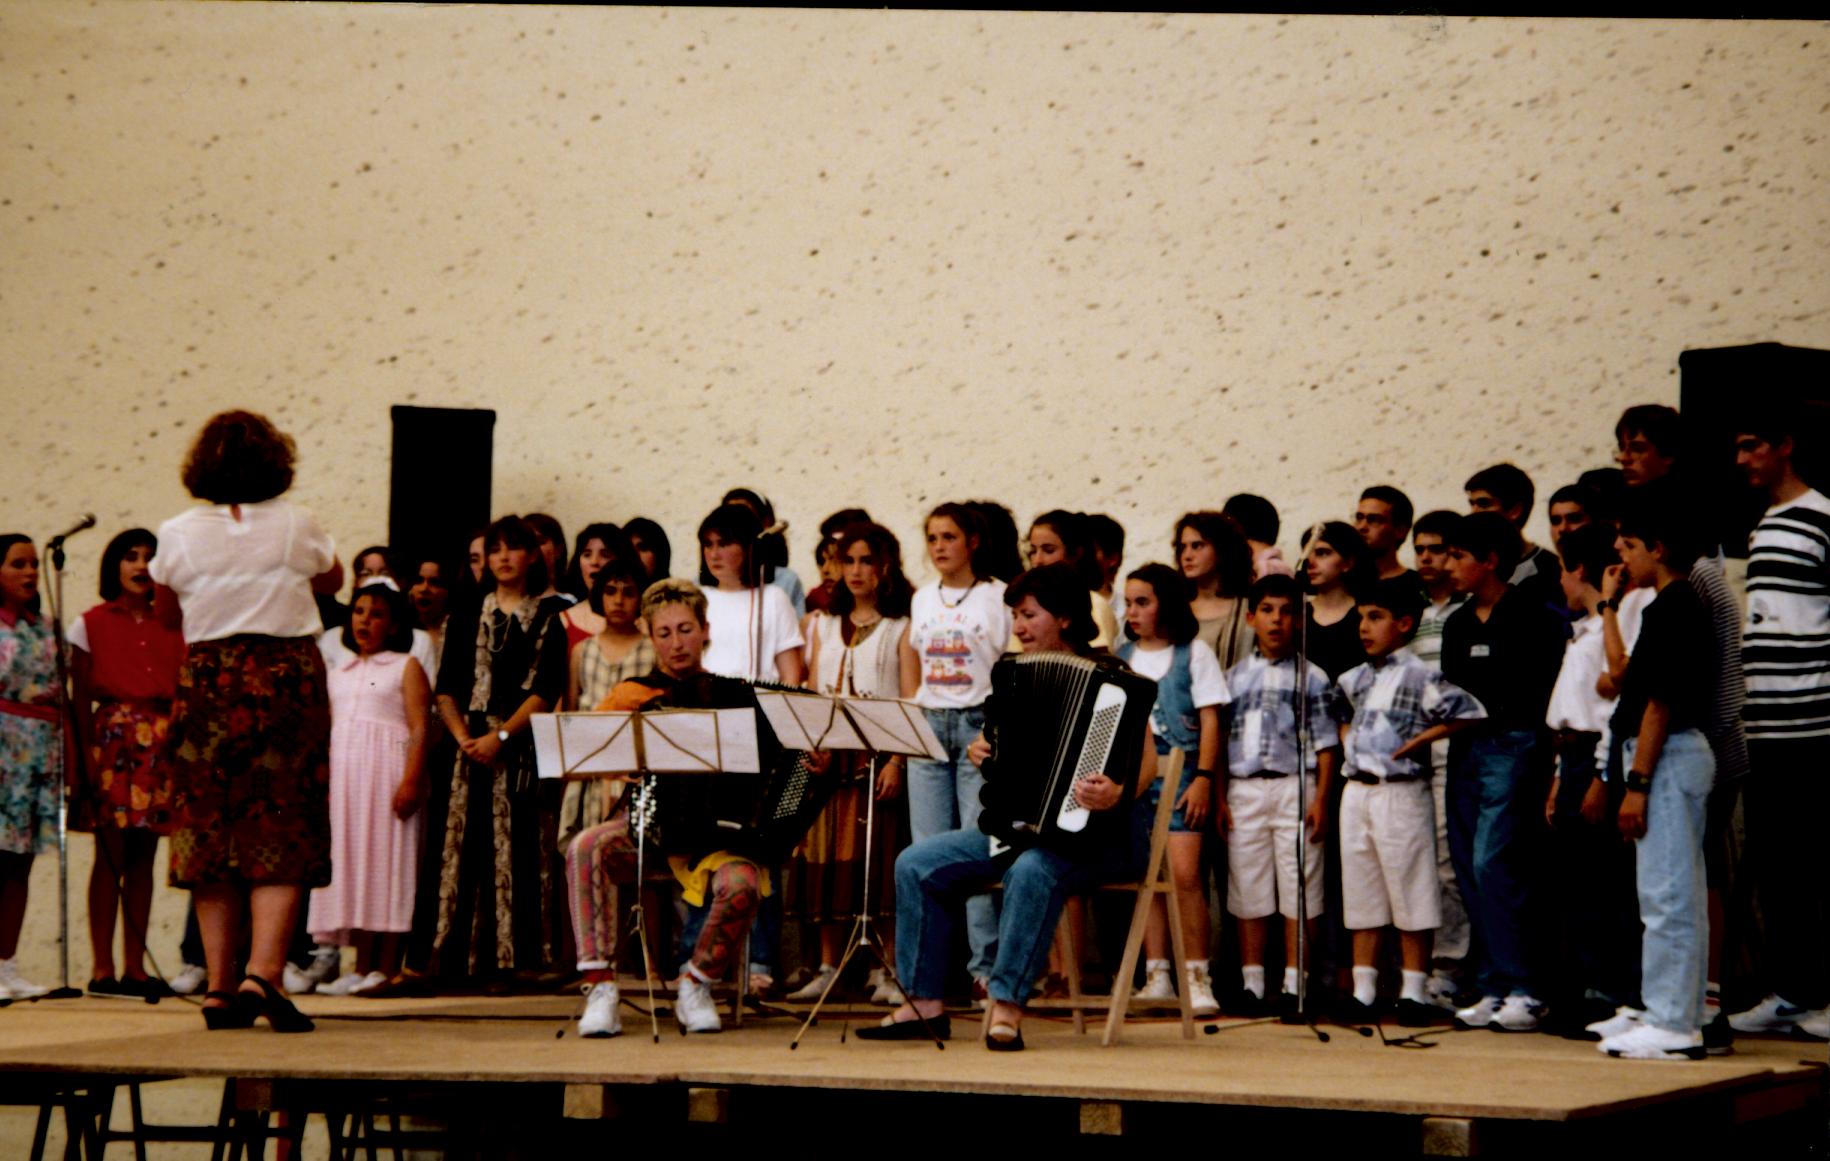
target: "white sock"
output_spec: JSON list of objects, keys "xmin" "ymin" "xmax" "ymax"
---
[
  {"xmin": 1352, "ymin": 966, "xmax": 1379, "ymax": 1007},
  {"xmin": 1401, "ymin": 969, "xmax": 1428, "ymax": 1004},
  {"xmin": 1704, "ymin": 981, "xmax": 1721, "ymax": 1011},
  {"xmin": 1185, "ymin": 958, "xmax": 1209, "ymax": 975},
  {"xmin": 1282, "ymin": 966, "xmax": 1300, "ymax": 996},
  {"xmin": 1146, "ymin": 958, "xmax": 1170, "ymax": 974},
  {"xmin": 1241, "ymin": 965, "xmax": 1266, "ymax": 999}
]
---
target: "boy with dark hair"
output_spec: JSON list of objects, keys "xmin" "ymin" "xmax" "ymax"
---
[
  {"xmin": 1223, "ymin": 493, "xmax": 1292, "ymax": 580},
  {"xmin": 1440, "ymin": 512, "xmax": 1567, "ymax": 1031},
  {"xmin": 1466, "ymin": 463, "xmax": 1560, "ymax": 610},
  {"xmin": 1545, "ymin": 484, "xmax": 1599, "ymax": 551},
  {"xmin": 1336, "ymin": 578, "xmax": 1485, "ymax": 1026},
  {"xmin": 1614, "ymin": 404, "xmax": 1683, "ymax": 487},
  {"xmin": 1355, "ymin": 485, "xmax": 1420, "ymax": 585},
  {"xmin": 1410, "ymin": 509, "xmax": 1472, "ymax": 1006},
  {"xmin": 1727, "ymin": 406, "xmax": 1830, "ymax": 1042},
  {"xmin": 1222, "ymin": 573, "xmax": 1347, "ymax": 1015},
  {"xmin": 1589, "ymin": 496, "xmax": 1717, "ymax": 1060}
]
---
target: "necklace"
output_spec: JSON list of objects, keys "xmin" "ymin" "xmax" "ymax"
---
[{"xmin": 938, "ymin": 577, "xmax": 981, "ymax": 608}]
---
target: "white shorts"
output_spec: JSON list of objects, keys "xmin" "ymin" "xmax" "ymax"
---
[
  {"xmin": 1339, "ymin": 778, "xmax": 1441, "ymax": 933},
  {"xmin": 1225, "ymin": 774, "xmax": 1323, "ymax": 921}
]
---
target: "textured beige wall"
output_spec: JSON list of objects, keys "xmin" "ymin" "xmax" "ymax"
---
[{"xmin": 3, "ymin": 5, "xmax": 1826, "ymax": 981}]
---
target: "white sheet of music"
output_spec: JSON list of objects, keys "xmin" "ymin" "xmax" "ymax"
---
[
  {"xmin": 531, "ymin": 708, "xmax": 761, "ymax": 779},
  {"xmin": 754, "ymin": 691, "xmax": 866, "ymax": 752},
  {"xmin": 842, "ymin": 698, "xmax": 948, "ymax": 761}
]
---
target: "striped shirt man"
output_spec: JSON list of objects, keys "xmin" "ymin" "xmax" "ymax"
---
[{"xmin": 1742, "ymin": 488, "xmax": 1830, "ymax": 740}]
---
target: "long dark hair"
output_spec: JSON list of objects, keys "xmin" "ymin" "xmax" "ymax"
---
[
  {"xmin": 624, "ymin": 517, "xmax": 673, "ymax": 582},
  {"xmin": 0, "ymin": 534, "xmax": 39, "ymax": 615},
  {"xmin": 522, "ymin": 513, "xmax": 567, "ymax": 588},
  {"xmin": 722, "ymin": 487, "xmax": 790, "ymax": 570},
  {"xmin": 827, "ymin": 522, "xmax": 914, "ymax": 620},
  {"xmin": 99, "ymin": 528, "xmax": 157, "ymax": 601},
  {"xmin": 1029, "ymin": 509, "xmax": 1104, "ymax": 592},
  {"xmin": 483, "ymin": 516, "xmax": 551, "ymax": 596},
  {"xmin": 1300, "ymin": 520, "xmax": 1377, "ymax": 596},
  {"xmin": 341, "ymin": 583, "xmax": 415, "ymax": 655},
  {"xmin": 1174, "ymin": 511, "xmax": 1254, "ymax": 598},
  {"xmin": 562, "ymin": 522, "xmax": 635, "ymax": 600},
  {"xmin": 963, "ymin": 500, "xmax": 1021, "ymax": 582},
  {"xmin": 1005, "ymin": 563, "xmax": 1095, "ymax": 651},
  {"xmin": 698, "ymin": 503, "xmax": 772, "ymax": 588},
  {"xmin": 1123, "ymin": 562, "xmax": 1198, "ymax": 645}
]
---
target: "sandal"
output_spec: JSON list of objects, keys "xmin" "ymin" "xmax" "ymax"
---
[
  {"xmin": 201, "ymin": 990, "xmax": 260, "ymax": 1031},
  {"xmin": 241, "ymin": 973, "xmax": 315, "ymax": 1033}
]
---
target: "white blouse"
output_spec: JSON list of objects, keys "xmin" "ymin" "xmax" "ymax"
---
[{"xmin": 150, "ymin": 500, "xmax": 334, "ymax": 642}]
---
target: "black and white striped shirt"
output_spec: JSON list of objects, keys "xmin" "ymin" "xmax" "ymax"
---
[{"xmin": 1743, "ymin": 489, "xmax": 1830, "ymax": 741}]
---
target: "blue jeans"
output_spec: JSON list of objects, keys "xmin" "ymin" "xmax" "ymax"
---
[
  {"xmin": 1628, "ymin": 731, "xmax": 1713, "ymax": 1034},
  {"xmin": 906, "ymin": 705, "xmax": 996, "ymax": 978},
  {"xmin": 1447, "ymin": 730, "xmax": 1546, "ymax": 997},
  {"xmin": 894, "ymin": 828, "xmax": 1137, "ymax": 1006}
]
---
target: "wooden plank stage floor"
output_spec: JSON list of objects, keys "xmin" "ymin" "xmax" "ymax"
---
[{"xmin": 2, "ymin": 988, "xmax": 1824, "ymax": 1156}]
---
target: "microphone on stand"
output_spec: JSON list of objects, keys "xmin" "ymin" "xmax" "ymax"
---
[{"xmin": 46, "ymin": 514, "xmax": 96, "ymax": 549}]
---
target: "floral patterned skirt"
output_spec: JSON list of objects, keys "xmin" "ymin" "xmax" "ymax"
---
[
  {"xmin": 166, "ymin": 636, "xmax": 331, "ymax": 888},
  {"xmin": 87, "ymin": 699, "xmax": 175, "ymax": 833}
]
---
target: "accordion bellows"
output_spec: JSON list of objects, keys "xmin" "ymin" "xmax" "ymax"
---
[{"xmin": 980, "ymin": 651, "xmax": 1157, "ymax": 859}]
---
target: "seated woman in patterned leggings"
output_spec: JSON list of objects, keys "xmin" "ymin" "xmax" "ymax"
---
[{"xmin": 564, "ymin": 578, "xmax": 782, "ymax": 1039}]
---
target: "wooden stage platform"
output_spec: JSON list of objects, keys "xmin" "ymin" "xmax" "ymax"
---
[{"xmin": 1, "ymin": 989, "xmax": 1823, "ymax": 1156}]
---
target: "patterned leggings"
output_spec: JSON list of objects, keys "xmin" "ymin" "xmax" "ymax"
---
[{"xmin": 564, "ymin": 816, "xmax": 760, "ymax": 981}]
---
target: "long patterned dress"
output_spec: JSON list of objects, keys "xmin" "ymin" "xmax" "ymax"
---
[{"xmin": 0, "ymin": 612, "xmax": 60, "ymax": 856}]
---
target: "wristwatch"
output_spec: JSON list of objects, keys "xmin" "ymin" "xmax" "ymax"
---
[
  {"xmin": 1624, "ymin": 772, "xmax": 1653, "ymax": 793},
  {"xmin": 496, "ymin": 728, "xmax": 511, "ymax": 743}
]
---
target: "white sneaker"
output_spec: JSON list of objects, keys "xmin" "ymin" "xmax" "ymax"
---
[
  {"xmin": 675, "ymin": 973, "xmax": 722, "ymax": 1034},
  {"xmin": 316, "ymin": 972, "xmax": 369, "ymax": 997},
  {"xmin": 168, "ymin": 964, "xmax": 207, "ymax": 996},
  {"xmin": 0, "ymin": 960, "xmax": 49, "ymax": 1000},
  {"xmin": 786, "ymin": 965, "xmax": 837, "ymax": 1002},
  {"xmin": 578, "ymin": 981, "xmax": 622, "ymax": 1038},
  {"xmin": 1425, "ymin": 971, "xmax": 1462, "ymax": 1011},
  {"xmin": 1135, "ymin": 964, "xmax": 1178, "ymax": 1003},
  {"xmin": 1454, "ymin": 995, "xmax": 1503, "ymax": 1028},
  {"xmin": 1185, "ymin": 963, "xmax": 1220, "ymax": 1018},
  {"xmin": 347, "ymin": 971, "xmax": 389, "ymax": 996},
  {"xmin": 1585, "ymin": 1006, "xmax": 1644, "ymax": 1041},
  {"xmin": 867, "ymin": 968, "xmax": 904, "ymax": 1006},
  {"xmin": 1728, "ymin": 993, "xmax": 1811, "ymax": 1034},
  {"xmin": 1601, "ymin": 1022, "xmax": 1706, "ymax": 1061},
  {"xmin": 1793, "ymin": 1009, "xmax": 1829, "ymax": 1041},
  {"xmin": 1494, "ymin": 993, "xmax": 1547, "ymax": 1032}
]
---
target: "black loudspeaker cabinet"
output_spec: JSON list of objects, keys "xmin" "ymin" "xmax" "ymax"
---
[
  {"xmin": 1678, "ymin": 342, "xmax": 1830, "ymax": 559},
  {"xmin": 390, "ymin": 405, "xmax": 495, "ymax": 576}
]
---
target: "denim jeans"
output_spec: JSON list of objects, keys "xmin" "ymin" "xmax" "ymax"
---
[
  {"xmin": 1627, "ymin": 731, "xmax": 1713, "ymax": 1034},
  {"xmin": 893, "ymin": 828, "xmax": 1136, "ymax": 1006},
  {"xmin": 1447, "ymin": 729, "xmax": 1547, "ymax": 997},
  {"xmin": 906, "ymin": 705, "xmax": 996, "ymax": 978}
]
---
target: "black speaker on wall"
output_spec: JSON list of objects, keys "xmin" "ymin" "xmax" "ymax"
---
[
  {"xmin": 390, "ymin": 405, "xmax": 495, "ymax": 575},
  {"xmin": 1679, "ymin": 342, "xmax": 1830, "ymax": 558}
]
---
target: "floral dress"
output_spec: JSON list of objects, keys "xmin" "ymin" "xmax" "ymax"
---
[{"xmin": 0, "ymin": 613, "xmax": 60, "ymax": 855}]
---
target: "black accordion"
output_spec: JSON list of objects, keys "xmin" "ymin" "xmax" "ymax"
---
[
  {"xmin": 631, "ymin": 677, "xmax": 835, "ymax": 867},
  {"xmin": 980, "ymin": 652, "xmax": 1156, "ymax": 858}
]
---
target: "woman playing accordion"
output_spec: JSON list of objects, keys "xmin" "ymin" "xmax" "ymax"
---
[{"xmin": 860, "ymin": 563, "xmax": 1157, "ymax": 1051}]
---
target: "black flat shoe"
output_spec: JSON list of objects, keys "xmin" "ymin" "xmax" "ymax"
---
[
  {"xmin": 242, "ymin": 974, "xmax": 315, "ymax": 1033},
  {"xmin": 201, "ymin": 990, "xmax": 259, "ymax": 1030},
  {"xmin": 855, "ymin": 1013, "xmax": 950, "ymax": 1041},
  {"xmin": 985, "ymin": 1026, "xmax": 1026, "ymax": 1052}
]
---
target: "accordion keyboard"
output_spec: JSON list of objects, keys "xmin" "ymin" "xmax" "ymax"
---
[{"xmin": 1055, "ymin": 682, "xmax": 1130, "ymax": 833}]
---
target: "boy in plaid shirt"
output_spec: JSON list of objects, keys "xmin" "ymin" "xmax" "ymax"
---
[
  {"xmin": 1222, "ymin": 573, "xmax": 1349, "ymax": 1016},
  {"xmin": 1337, "ymin": 577, "xmax": 1486, "ymax": 1026}
]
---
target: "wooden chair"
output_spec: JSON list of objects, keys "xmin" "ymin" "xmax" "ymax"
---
[{"xmin": 1024, "ymin": 749, "xmax": 1196, "ymax": 1045}]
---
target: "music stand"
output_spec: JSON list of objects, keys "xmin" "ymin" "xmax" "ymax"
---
[
  {"xmin": 752, "ymin": 692, "xmax": 949, "ymax": 1051},
  {"xmin": 533, "ymin": 707, "xmax": 761, "ymax": 1042}
]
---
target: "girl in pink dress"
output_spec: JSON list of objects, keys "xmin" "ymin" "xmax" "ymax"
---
[{"xmin": 307, "ymin": 584, "xmax": 430, "ymax": 994}]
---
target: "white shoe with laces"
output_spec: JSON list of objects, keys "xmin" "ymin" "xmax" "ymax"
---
[
  {"xmin": 578, "ymin": 981, "xmax": 622, "ymax": 1038},
  {"xmin": 868, "ymin": 968, "xmax": 904, "ymax": 1006},
  {"xmin": 1185, "ymin": 963, "xmax": 1221, "ymax": 1018},
  {"xmin": 347, "ymin": 971, "xmax": 389, "ymax": 996},
  {"xmin": 675, "ymin": 973, "xmax": 723, "ymax": 1034},
  {"xmin": 1728, "ymin": 993, "xmax": 1810, "ymax": 1034},
  {"xmin": 0, "ymin": 959, "xmax": 48, "ymax": 1000},
  {"xmin": 1135, "ymin": 963, "xmax": 1178, "ymax": 1003},
  {"xmin": 316, "ymin": 972, "xmax": 370, "ymax": 997},
  {"xmin": 1793, "ymin": 1009, "xmax": 1829, "ymax": 1041},
  {"xmin": 1585, "ymin": 1006, "xmax": 1643, "ymax": 1041},
  {"xmin": 1600, "ymin": 1022, "xmax": 1706, "ymax": 1061},
  {"xmin": 786, "ymin": 965, "xmax": 837, "ymax": 1002},
  {"xmin": 1454, "ymin": 995, "xmax": 1503, "ymax": 1028},
  {"xmin": 1494, "ymin": 993, "xmax": 1547, "ymax": 1032},
  {"xmin": 168, "ymin": 964, "xmax": 207, "ymax": 996}
]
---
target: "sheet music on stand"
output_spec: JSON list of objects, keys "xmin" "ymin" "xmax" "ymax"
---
[
  {"xmin": 752, "ymin": 691, "xmax": 947, "ymax": 760},
  {"xmin": 531, "ymin": 708, "xmax": 762, "ymax": 780}
]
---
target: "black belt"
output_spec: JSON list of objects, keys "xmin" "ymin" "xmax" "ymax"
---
[
  {"xmin": 1242, "ymin": 771, "xmax": 1293, "ymax": 780},
  {"xmin": 1346, "ymin": 772, "xmax": 1426, "ymax": 785}
]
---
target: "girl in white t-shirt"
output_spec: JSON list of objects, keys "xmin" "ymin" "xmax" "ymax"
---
[
  {"xmin": 897, "ymin": 503, "xmax": 1011, "ymax": 991},
  {"xmin": 1115, "ymin": 563, "xmax": 1229, "ymax": 1018},
  {"xmin": 696, "ymin": 504, "xmax": 806, "ymax": 686}
]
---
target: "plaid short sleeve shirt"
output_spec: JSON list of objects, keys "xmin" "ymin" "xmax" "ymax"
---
[
  {"xmin": 1223, "ymin": 651, "xmax": 1349, "ymax": 777},
  {"xmin": 1339, "ymin": 648, "xmax": 1486, "ymax": 779}
]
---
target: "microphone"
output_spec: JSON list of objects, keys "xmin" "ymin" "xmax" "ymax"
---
[{"xmin": 47, "ymin": 514, "xmax": 96, "ymax": 548}]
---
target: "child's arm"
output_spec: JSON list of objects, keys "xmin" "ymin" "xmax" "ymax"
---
[
  {"xmin": 897, "ymin": 623, "xmax": 920, "ymax": 700},
  {"xmin": 68, "ymin": 644, "xmax": 95, "ymax": 794},
  {"xmin": 565, "ymin": 643, "xmax": 583, "ymax": 712},
  {"xmin": 394, "ymin": 658, "xmax": 432, "ymax": 820},
  {"xmin": 1617, "ymin": 697, "xmax": 1671, "ymax": 841},
  {"xmin": 1391, "ymin": 719, "xmax": 1479, "ymax": 762},
  {"xmin": 1599, "ymin": 565, "xmax": 1631, "ymax": 689},
  {"xmin": 802, "ymin": 624, "xmax": 822, "ymax": 692},
  {"xmin": 1177, "ymin": 704, "xmax": 1220, "ymax": 830},
  {"xmin": 1308, "ymin": 745, "xmax": 1339, "ymax": 842}
]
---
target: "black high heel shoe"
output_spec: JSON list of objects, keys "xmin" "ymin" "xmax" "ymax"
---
[
  {"xmin": 201, "ymin": 990, "xmax": 260, "ymax": 1030},
  {"xmin": 242, "ymin": 973, "xmax": 315, "ymax": 1033}
]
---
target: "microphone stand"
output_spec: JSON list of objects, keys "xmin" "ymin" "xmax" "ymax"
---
[{"xmin": 39, "ymin": 531, "xmax": 85, "ymax": 1000}]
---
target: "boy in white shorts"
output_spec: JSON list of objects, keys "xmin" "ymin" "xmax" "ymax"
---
[
  {"xmin": 1337, "ymin": 577, "xmax": 1486, "ymax": 1027},
  {"xmin": 1223, "ymin": 574, "xmax": 1348, "ymax": 1018}
]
